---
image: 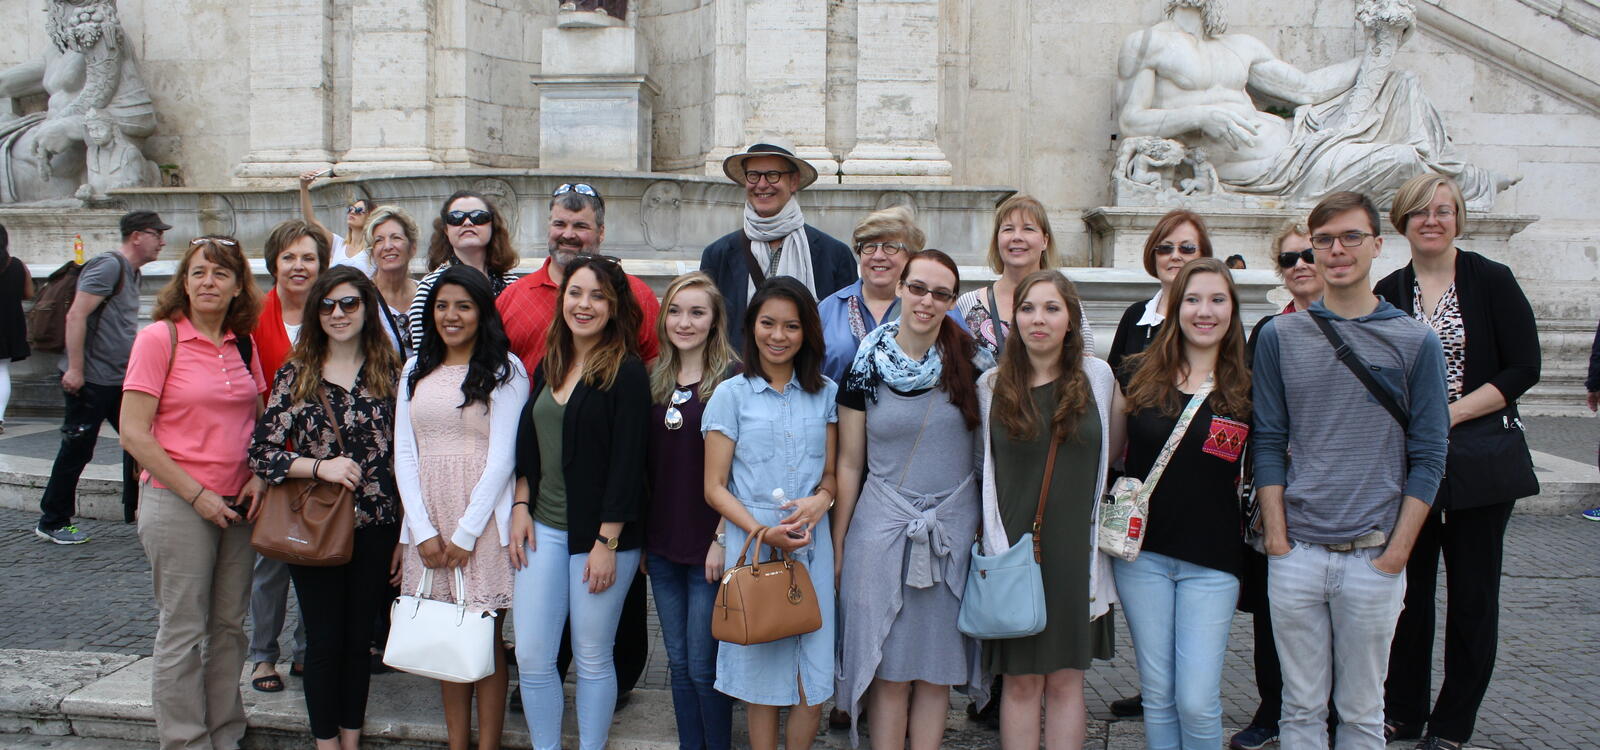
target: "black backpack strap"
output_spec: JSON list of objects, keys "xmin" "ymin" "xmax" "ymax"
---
[
  {"xmin": 1310, "ymin": 314, "xmax": 1409, "ymax": 431},
  {"xmin": 235, "ymin": 333, "xmax": 254, "ymax": 380}
]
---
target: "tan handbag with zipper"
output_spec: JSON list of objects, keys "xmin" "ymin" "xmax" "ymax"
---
[
  {"xmin": 251, "ymin": 387, "xmax": 356, "ymax": 566},
  {"xmin": 711, "ymin": 526, "xmax": 823, "ymax": 645}
]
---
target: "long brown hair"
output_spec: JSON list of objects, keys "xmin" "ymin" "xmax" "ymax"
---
[
  {"xmin": 1123, "ymin": 258, "xmax": 1251, "ymax": 419},
  {"xmin": 991, "ymin": 270, "xmax": 1091, "ymax": 441},
  {"xmin": 650, "ymin": 272, "xmax": 738, "ymax": 404},
  {"xmin": 1140, "ymin": 209, "xmax": 1215, "ymax": 278},
  {"xmin": 903, "ymin": 250, "xmax": 980, "ymax": 429},
  {"xmin": 426, "ymin": 190, "xmax": 519, "ymax": 276},
  {"xmin": 543, "ymin": 255, "xmax": 642, "ymax": 392},
  {"xmin": 152, "ymin": 236, "xmax": 261, "ymax": 338},
  {"xmin": 283, "ymin": 266, "xmax": 402, "ymax": 402}
]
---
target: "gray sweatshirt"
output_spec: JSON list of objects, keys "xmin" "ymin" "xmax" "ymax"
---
[{"xmin": 1251, "ymin": 300, "xmax": 1449, "ymax": 545}]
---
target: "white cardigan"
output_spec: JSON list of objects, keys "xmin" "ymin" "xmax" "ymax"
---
[
  {"xmin": 977, "ymin": 358, "xmax": 1119, "ymax": 620},
  {"xmin": 393, "ymin": 356, "xmax": 529, "ymax": 550}
]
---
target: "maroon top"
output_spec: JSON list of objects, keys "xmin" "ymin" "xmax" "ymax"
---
[{"xmin": 646, "ymin": 382, "xmax": 721, "ymax": 565}]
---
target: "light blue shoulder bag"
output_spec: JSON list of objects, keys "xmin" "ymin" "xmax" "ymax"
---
[{"xmin": 957, "ymin": 427, "xmax": 1062, "ymax": 640}]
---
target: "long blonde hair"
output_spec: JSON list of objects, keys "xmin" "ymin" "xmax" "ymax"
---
[{"xmin": 650, "ymin": 272, "xmax": 737, "ymax": 404}]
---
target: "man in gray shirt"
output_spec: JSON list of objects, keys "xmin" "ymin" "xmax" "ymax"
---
[
  {"xmin": 1250, "ymin": 192, "xmax": 1449, "ymax": 749},
  {"xmin": 36, "ymin": 210, "xmax": 168, "ymax": 543}
]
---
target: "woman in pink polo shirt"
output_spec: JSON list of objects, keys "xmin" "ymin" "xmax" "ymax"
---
[{"xmin": 120, "ymin": 235, "xmax": 268, "ymax": 750}]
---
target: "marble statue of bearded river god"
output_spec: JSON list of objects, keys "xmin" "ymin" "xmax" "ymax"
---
[
  {"xmin": 1115, "ymin": 0, "xmax": 1517, "ymax": 210},
  {"xmin": 0, "ymin": 0, "xmax": 159, "ymax": 204}
]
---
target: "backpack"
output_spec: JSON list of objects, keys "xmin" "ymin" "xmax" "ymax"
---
[{"xmin": 26, "ymin": 252, "xmax": 127, "ymax": 352}]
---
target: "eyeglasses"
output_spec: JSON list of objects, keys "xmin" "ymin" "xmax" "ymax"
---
[
  {"xmin": 901, "ymin": 280, "xmax": 957, "ymax": 304},
  {"xmin": 553, "ymin": 183, "xmax": 603, "ymax": 204},
  {"xmin": 857, "ymin": 241, "xmax": 908, "ymax": 256},
  {"xmin": 1309, "ymin": 231, "xmax": 1375, "ymax": 250},
  {"xmin": 347, "ymin": 204, "xmax": 368, "ymax": 216},
  {"xmin": 744, "ymin": 170, "xmax": 794, "ymax": 186},
  {"xmin": 191, "ymin": 237, "xmax": 238, "ymax": 246},
  {"xmin": 1405, "ymin": 207, "xmax": 1456, "ymax": 222},
  {"xmin": 1277, "ymin": 248, "xmax": 1315, "ymax": 268},
  {"xmin": 1153, "ymin": 243, "xmax": 1200, "ymax": 256},
  {"xmin": 444, "ymin": 209, "xmax": 494, "ymax": 227},
  {"xmin": 318, "ymin": 295, "xmax": 362, "ymax": 315},
  {"xmin": 137, "ymin": 228, "xmax": 165, "ymax": 239},
  {"xmin": 664, "ymin": 387, "xmax": 692, "ymax": 430}
]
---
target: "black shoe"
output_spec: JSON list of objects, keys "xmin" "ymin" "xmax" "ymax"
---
[
  {"xmin": 1385, "ymin": 719, "xmax": 1423, "ymax": 743},
  {"xmin": 614, "ymin": 689, "xmax": 633, "ymax": 712},
  {"xmin": 1414, "ymin": 737, "xmax": 1462, "ymax": 750},
  {"xmin": 508, "ymin": 685, "xmax": 523, "ymax": 713},
  {"xmin": 828, "ymin": 707, "xmax": 852, "ymax": 730},
  {"xmin": 1110, "ymin": 693, "xmax": 1143, "ymax": 718}
]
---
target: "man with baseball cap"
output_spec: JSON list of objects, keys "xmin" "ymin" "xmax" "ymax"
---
[
  {"xmin": 699, "ymin": 138, "xmax": 857, "ymax": 343},
  {"xmin": 36, "ymin": 210, "xmax": 168, "ymax": 543}
]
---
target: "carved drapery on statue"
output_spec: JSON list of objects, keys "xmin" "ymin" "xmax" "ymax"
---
[
  {"xmin": 1114, "ymin": 0, "xmax": 1516, "ymax": 209},
  {"xmin": 0, "ymin": 0, "xmax": 159, "ymax": 204}
]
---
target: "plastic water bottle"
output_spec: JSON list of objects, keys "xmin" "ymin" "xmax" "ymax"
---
[{"xmin": 774, "ymin": 488, "xmax": 805, "ymax": 539}]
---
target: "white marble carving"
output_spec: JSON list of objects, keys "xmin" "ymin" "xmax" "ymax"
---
[{"xmin": 1115, "ymin": 0, "xmax": 1517, "ymax": 209}]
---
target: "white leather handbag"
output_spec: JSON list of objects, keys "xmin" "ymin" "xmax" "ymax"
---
[{"xmin": 383, "ymin": 568, "xmax": 497, "ymax": 683}]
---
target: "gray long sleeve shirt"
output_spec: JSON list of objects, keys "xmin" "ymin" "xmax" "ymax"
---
[{"xmin": 1251, "ymin": 301, "xmax": 1449, "ymax": 544}]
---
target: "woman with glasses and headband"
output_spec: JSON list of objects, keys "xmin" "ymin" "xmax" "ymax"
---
[
  {"xmin": 956, "ymin": 194, "xmax": 1094, "ymax": 362},
  {"xmin": 1374, "ymin": 174, "xmax": 1540, "ymax": 750},
  {"xmin": 247, "ymin": 218, "xmax": 330, "ymax": 695},
  {"xmin": 818, "ymin": 206, "xmax": 931, "ymax": 383},
  {"xmin": 119, "ymin": 235, "xmax": 268, "ymax": 750},
  {"xmin": 299, "ymin": 169, "xmax": 376, "ymax": 273},
  {"xmin": 643, "ymin": 272, "xmax": 739, "ymax": 750},
  {"xmin": 834, "ymin": 250, "xmax": 992, "ymax": 750},
  {"xmin": 248, "ymin": 266, "xmax": 404, "ymax": 750},
  {"xmin": 1108, "ymin": 210, "xmax": 1215, "ymax": 375},
  {"xmin": 509, "ymin": 254, "xmax": 650, "ymax": 750},
  {"xmin": 364, "ymin": 205, "xmax": 421, "ymax": 355},
  {"xmin": 407, "ymin": 190, "xmax": 521, "ymax": 345}
]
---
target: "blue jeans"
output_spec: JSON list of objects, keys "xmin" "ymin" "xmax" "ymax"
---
[
  {"xmin": 1269, "ymin": 541, "xmax": 1405, "ymax": 750},
  {"xmin": 513, "ymin": 522, "xmax": 641, "ymax": 750},
  {"xmin": 647, "ymin": 553, "xmax": 731, "ymax": 750},
  {"xmin": 1113, "ymin": 550, "xmax": 1239, "ymax": 750}
]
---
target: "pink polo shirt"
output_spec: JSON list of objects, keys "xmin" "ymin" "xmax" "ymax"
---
[{"xmin": 123, "ymin": 317, "xmax": 267, "ymax": 495}]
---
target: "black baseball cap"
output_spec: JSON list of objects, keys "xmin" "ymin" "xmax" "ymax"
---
[{"xmin": 120, "ymin": 210, "xmax": 172, "ymax": 237}]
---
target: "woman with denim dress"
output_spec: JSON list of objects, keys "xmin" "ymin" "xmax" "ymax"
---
[{"xmin": 702, "ymin": 276, "xmax": 839, "ymax": 750}]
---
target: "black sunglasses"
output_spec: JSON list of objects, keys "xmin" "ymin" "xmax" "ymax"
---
[
  {"xmin": 1277, "ymin": 248, "xmax": 1315, "ymax": 268},
  {"xmin": 444, "ymin": 209, "xmax": 494, "ymax": 227},
  {"xmin": 1154, "ymin": 242, "xmax": 1200, "ymax": 256},
  {"xmin": 318, "ymin": 295, "xmax": 362, "ymax": 315}
]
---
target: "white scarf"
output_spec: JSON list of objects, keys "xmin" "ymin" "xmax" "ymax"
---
[{"xmin": 743, "ymin": 197, "xmax": 815, "ymax": 300}]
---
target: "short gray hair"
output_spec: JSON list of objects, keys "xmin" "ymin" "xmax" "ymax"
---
[{"xmin": 549, "ymin": 192, "xmax": 605, "ymax": 227}]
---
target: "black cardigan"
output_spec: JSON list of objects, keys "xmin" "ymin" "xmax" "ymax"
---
[
  {"xmin": 1374, "ymin": 249, "xmax": 1541, "ymax": 405},
  {"xmin": 698, "ymin": 224, "xmax": 858, "ymax": 345},
  {"xmin": 1108, "ymin": 297, "xmax": 1163, "ymax": 375},
  {"xmin": 516, "ymin": 355, "xmax": 650, "ymax": 555}
]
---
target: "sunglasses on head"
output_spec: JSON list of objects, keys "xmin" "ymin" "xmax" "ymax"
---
[
  {"xmin": 1153, "ymin": 242, "xmax": 1200, "ymax": 256},
  {"xmin": 553, "ymin": 183, "xmax": 603, "ymax": 203},
  {"xmin": 1277, "ymin": 248, "xmax": 1315, "ymax": 268},
  {"xmin": 444, "ymin": 209, "xmax": 494, "ymax": 227},
  {"xmin": 191, "ymin": 237, "xmax": 238, "ymax": 247},
  {"xmin": 318, "ymin": 295, "xmax": 362, "ymax": 315}
]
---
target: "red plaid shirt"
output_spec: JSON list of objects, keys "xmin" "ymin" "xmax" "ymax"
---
[{"xmin": 497, "ymin": 257, "xmax": 661, "ymax": 374}]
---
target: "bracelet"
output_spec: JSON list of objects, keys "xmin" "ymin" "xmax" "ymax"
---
[
  {"xmin": 512, "ymin": 501, "xmax": 530, "ymax": 509},
  {"xmin": 311, "ymin": 458, "xmax": 322, "ymax": 481},
  {"xmin": 189, "ymin": 486, "xmax": 205, "ymax": 505}
]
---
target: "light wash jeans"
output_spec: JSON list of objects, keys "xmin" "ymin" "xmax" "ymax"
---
[
  {"xmin": 1112, "ymin": 549, "xmax": 1239, "ymax": 750},
  {"xmin": 1268, "ymin": 540, "xmax": 1406, "ymax": 750},
  {"xmin": 513, "ymin": 522, "xmax": 640, "ymax": 750}
]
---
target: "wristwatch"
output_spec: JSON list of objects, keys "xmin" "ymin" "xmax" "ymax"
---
[
  {"xmin": 596, "ymin": 533, "xmax": 620, "ymax": 551},
  {"xmin": 715, "ymin": 532, "xmax": 727, "ymax": 548}
]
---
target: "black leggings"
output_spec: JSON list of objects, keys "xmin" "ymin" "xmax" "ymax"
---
[{"xmin": 289, "ymin": 524, "xmax": 400, "ymax": 740}]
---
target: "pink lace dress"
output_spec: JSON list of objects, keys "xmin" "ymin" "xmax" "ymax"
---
[{"xmin": 400, "ymin": 364, "xmax": 514, "ymax": 612}]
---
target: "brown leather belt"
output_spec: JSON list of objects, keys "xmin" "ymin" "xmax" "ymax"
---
[{"xmin": 1320, "ymin": 531, "xmax": 1388, "ymax": 552}]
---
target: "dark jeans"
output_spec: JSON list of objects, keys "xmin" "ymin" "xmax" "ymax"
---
[
  {"xmin": 556, "ymin": 567, "xmax": 648, "ymax": 693},
  {"xmin": 1385, "ymin": 498, "xmax": 1515, "ymax": 743},
  {"xmin": 287, "ymin": 524, "xmax": 400, "ymax": 740},
  {"xmin": 39, "ymin": 383, "xmax": 139, "ymax": 530},
  {"xmin": 647, "ymin": 553, "xmax": 731, "ymax": 750}
]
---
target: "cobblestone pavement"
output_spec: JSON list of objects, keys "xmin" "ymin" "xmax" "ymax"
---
[{"xmin": 2, "ymin": 507, "xmax": 1595, "ymax": 749}]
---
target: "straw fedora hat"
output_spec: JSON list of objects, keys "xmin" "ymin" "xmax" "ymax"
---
[{"xmin": 720, "ymin": 137, "xmax": 819, "ymax": 190}]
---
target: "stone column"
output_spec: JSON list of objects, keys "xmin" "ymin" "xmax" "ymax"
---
[
  {"xmin": 532, "ymin": 19, "xmax": 658, "ymax": 172},
  {"xmin": 841, "ymin": 0, "xmax": 950, "ymax": 184},
  {"xmin": 234, "ymin": 0, "xmax": 338, "ymax": 182},
  {"xmin": 710, "ymin": 0, "xmax": 836, "ymax": 178},
  {"xmin": 335, "ymin": 0, "xmax": 438, "ymax": 174}
]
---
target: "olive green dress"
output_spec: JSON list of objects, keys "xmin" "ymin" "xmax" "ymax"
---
[{"xmin": 984, "ymin": 383, "xmax": 1114, "ymax": 675}]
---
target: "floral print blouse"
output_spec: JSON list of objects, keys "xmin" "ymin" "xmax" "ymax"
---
[{"xmin": 249, "ymin": 362, "xmax": 402, "ymax": 528}]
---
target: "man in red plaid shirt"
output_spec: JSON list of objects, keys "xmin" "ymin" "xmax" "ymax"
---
[{"xmin": 497, "ymin": 183, "xmax": 661, "ymax": 373}]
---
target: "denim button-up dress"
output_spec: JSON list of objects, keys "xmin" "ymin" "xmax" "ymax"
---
[{"xmin": 701, "ymin": 372, "xmax": 838, "ymax": 706}]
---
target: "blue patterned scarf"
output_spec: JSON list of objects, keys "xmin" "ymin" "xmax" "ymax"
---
[{"xmin": 842, "ymin": 321, "xmax": 944, "ymax": 404}]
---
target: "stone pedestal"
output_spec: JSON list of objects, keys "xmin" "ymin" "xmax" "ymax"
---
[
  {"xmin": 841, "ymin": 0, "xmax": 951, "ymax": 185},
  {"xmin": 533, "ymin": 26, "xmax": 658, "ymax": 172}
]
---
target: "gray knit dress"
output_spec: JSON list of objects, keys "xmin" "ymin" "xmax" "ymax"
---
[{"xmin": 836, "ymin": 384, "xmax": 986, "ymax": 742}]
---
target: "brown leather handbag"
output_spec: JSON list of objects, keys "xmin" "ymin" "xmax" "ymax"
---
[
  {"xmin": 251, "ymin": 388, "xmax": 356, "ymax": 566},
  {"xmin": 711, "ymin": 527, "xmax": 823, "ymax": 645}
]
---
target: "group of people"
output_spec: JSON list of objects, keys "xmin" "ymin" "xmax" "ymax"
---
[{"xmin": 4, "ymin": 136, "xmax": 1559, "ymax": 750}]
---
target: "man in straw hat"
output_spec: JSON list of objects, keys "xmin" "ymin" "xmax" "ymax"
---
[{"xmin": 699, "ymin": 137, "xmax": 857, "ymax": 343}]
